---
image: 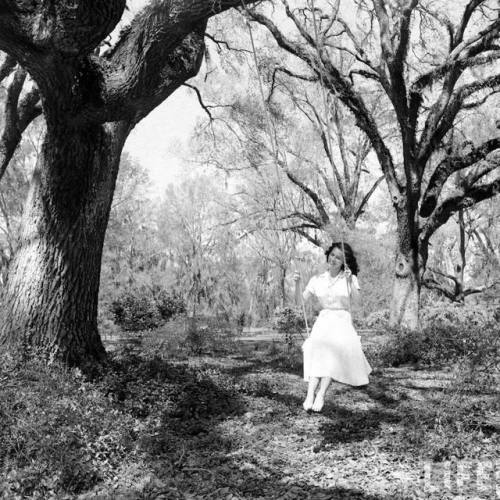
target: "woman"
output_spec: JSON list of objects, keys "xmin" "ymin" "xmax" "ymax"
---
[{"xmin": 295, "ymin": 242, "xmax": 372, "ymax": 413}]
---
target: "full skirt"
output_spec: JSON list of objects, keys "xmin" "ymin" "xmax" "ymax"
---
[{"xmin": 302, "ymin": 309, "xmax": 372, "ymax": 386}]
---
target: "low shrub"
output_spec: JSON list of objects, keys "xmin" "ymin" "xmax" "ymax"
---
[
  {"xmin": 375, "ymin": 322, "xmax": 500, "ymax": 368},
  {"xmin": 363, "ymin": 309, "xmax": 390, "ymax": 329},
  {"xmin": 183, "ymin": 316, "xmax": 240, "ymax": 356},
  {"xmin": 421, "ymin": 303, "xmax": 498, "ymax": 328},
  {"xmin": 273, "ymin": 307, "xmax": 308, "ymax": 347},
  {"xmin": 110, "ymin": 287, "xmax": 186, "ymax": 332},
  {"xmin": 363, "ymin": 304, "xmax": 498, "ymax": 331},
  {"xmin": 110, "ymin": 289, "xmax": 162, "ymax": 331},
  {"xmin": 274, "ymin": 307, "xmax": 305, "ymax": 334},
  {"xmin": 152, "ymin": 287, "xmax": 186, "ymax": 321}
]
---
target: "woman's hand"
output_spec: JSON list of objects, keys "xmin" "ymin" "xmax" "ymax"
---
[{"xmin": 344, "ymin": 267, "xmax": 352, "ymax": 279}]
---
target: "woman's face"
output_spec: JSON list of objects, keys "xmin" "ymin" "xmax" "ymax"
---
[{"xmin": 327, "ymin": 247, "xmax": 344, "ymax": 274}]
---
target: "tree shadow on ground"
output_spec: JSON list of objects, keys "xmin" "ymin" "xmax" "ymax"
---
[
  {"xmin": 94, "ymin": 352, "xmax": 248, "ymax": 432},
  {"xmin": 356, "ymin": 377, "xmax": 402, "ymax": 406},
  {"xmin": 114, "ymin": 458, "xmax": 396, "ymax": 500},
  {"xmin": 315, "ymin": 403, "xmax": 402, "ymax": 450},
  {"xmin": 93, "ymin": 354, "xmax": 397, "ymax": 499},
  {"xmin": 220, "ymin": 350, "xmax": 304, "ymax": 378}
]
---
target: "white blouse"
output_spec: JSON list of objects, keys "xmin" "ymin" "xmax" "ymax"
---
[{"xmin": 303, "ymin": 271, "xmax": 360, "ymax": 311}]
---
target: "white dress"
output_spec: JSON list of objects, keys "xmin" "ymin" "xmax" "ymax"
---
[{"xmin": 302, "ymin": 271, "xmax": 372, "ymax": 386}]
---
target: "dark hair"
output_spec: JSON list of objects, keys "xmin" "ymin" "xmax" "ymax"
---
[{"xmin": 325, "ymin": 242, "xmax": 359, "ymax": 276}]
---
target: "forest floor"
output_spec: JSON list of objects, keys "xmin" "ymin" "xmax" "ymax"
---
[{"xmin": 1, "ymin": 324, "xmax": 499, "ymax": 499}]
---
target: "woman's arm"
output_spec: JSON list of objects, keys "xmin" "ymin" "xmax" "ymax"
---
[
  {"xmin": 293, "ymin": 272, "xmax": 315, "ymax": 305},
  {"xmin": 347, "ymin": 274, "xmax": 361, "ymax": 309}
]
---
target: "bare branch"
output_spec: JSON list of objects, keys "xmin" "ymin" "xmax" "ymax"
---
[
  {"xmin": 301, "ymin": 94, "xmax": 345, "ymax": 199},
  {"xmin": 355, "ymin": 175, "xmax": 384, "ymax": 219},
  {"xmin": 415, "ymin": 3, "xmax": 500, "ymax": 165},
  {"xmin": 282, "ymin": 224, "xmax": 322, "ymax": 246},
  {"xmin": 420, "ymin": 177, "xmax": 500, "ymax": 244},
  {"xmin": 462, "ymin": 157, "xmax": 500, "ymax": 187},
  {"xmin": 348, "ymin": 68, "xmax": 380, "ymax": 82},
  {"xmin": 273, "ymin": 65, "xmax": 318, "ymax": 84},
  {"xmin": 268, "ymin": 65, "xmax": 318, "ymax": 102},
  {"xmin": 247, "ymin": 8, "xmax": 402, "ymax": 199},
  {"xmin": 183, "ymin": 83, "xmax": 214, "ymax": 121},
  {"xmin": 0, "ymin": 67, "xmax": 41, "ymax": 182},
  {"xmin": 418, "ymin": 4, "xmax": 454, "ymax": 50},
  {"xmin": 454, "ymin": 0, "xmax": 489, "ymax": 49},
  {"xmin": 421, "ymin": 266, "xmax": 497, "ymax": 302},
  {"xmin": 204, "ymin": 33, "xmax": 252, "ymax": 54},
  {"xmin": 427, "ymin": 266, "xmax": 459, "ymax": 284},
  {"xmin": 372, "ymin": 0, "xmax": 393, "ymax": 62},
  {"xmin": 422, "ymin": 277, "xmax": 457, "ymax": 301},
  {"xmin": 0, "ymin": 54, "xmax": 16, "ymax": 84},
  {"xmin": 281, "ymin": 0, "xmax": 317, "ymax": 48},
  {"xmin": 420, "ymin": 138, "xmax": 500, "ymax": 217},
  {"xmin": 410, "ymin": 50, "xmax": 500, "ymax": 94},
  {"xmin": 418, "ymin": 72, "xmax": 500, "ymax": 166},
  {"xmin": 394, "ymin": 0, "xmax": 419, "ymax": 73},
  {"xmin": 335, "ymin": 17, "xmax": 379, "ymax": 74},
  {"xmin": 464, "ymin": 282, "xmax": 500, "ymax": 297},
  {"xmin": 284, "ymin": 170, "xmax": 331, "ymax": 226},
  {"xmin": 1, "ymin": 0, "xmax": 260, "ymax": 125},
  {"xmin": 462, "ymin": 87, "xmax": 500, "ymax": 109}
]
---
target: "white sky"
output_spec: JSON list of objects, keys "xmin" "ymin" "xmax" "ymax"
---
[
  {"xmin": 120, "ymin": 1, "xmax": 203, "ymax": 193},
  {"xmin": 123, "ymin": 87, "xmax": 202, "ymax": 193}
]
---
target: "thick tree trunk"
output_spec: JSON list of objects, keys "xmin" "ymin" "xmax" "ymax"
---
[
  {"xmin": 0, "ymin": 121, "xmax": 129, "ymax": 365},
  {"xmin": 389, "ymin": 203, "xmax": 421, "ymax": 329}
]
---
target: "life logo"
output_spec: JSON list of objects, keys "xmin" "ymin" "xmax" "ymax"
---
[{"xmin": 420, "ymin": 459, "xmax": 499, "ymax": 498}]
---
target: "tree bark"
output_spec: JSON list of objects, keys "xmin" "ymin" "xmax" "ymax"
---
[
  {"xmin": 0, "ymin": 121, "xmax": 129, "ymax": 365},
  {"xmin": 389, "ymin": 202, "xmax": 420, "ymax": 329}
]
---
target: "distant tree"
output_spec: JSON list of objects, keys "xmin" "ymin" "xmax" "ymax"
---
[
  {"xmin": 157, "ymin": 175, "xmax": 246, "ymax": 321},
  {"xmin": 191, "ymin": 16, "xmax": 385, "ymax": 246},
  {"xmin": 0, "ymin": 115, "xmax": 43, "ymax": 285},
  {"xmin": 101, "ymin": 152, "xmax": 157, "ymax": 293},
  {"xmin": 423, "ymin": 205, "xmax": 500, "ymax": 303}
]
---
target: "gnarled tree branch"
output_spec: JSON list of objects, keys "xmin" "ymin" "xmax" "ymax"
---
[
  {"xmin": 420, "ymin": 138, "xmax": 500, "ymax": 217},
  {"xmin": 0, "ymin": 65, "xmax": 41, "ymax": 181},
  {"xmin": 420, "ymin": 176, "xmax": 500, "ymax": 244},
  {"xmin": 284, "ymin": 170, "xmax": 330, "ymax": 226},
  {"xmin": 247, "ymin": 7, "xmax": 402, "ymax": 199}
]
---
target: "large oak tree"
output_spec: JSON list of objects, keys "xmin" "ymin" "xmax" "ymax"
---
[{"xmin": 0, "ymin": 0, "xmax": 249, "ymax": 366}]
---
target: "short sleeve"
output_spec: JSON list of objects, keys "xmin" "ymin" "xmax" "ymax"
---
[
  {"xmin": 351, "ymin": 275, "xmax": 360, "ymax": 290},
  {"xmin": 302, "ymin": 276, "xmax": 316, "ymax": 301}
]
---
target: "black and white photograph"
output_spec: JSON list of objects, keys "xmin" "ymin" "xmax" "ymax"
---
[{"xmin": 0, "ymin": 0, "xmax": 499, "ymax": 498}]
